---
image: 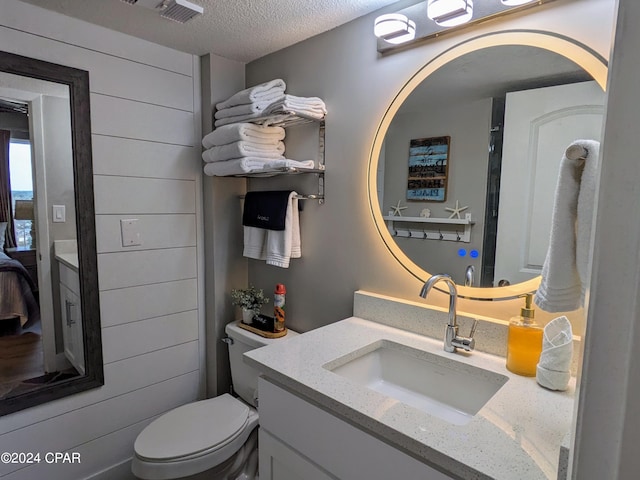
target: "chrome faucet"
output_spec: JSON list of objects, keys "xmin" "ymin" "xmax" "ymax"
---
[{"xmin": 419, "ymin": 274, "xmax": 478, "ymax": 353}]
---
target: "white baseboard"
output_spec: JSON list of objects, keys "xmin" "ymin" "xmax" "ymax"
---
[{"xmin": 85, "ymin": 458, "xmax": 136, "ymax": 480}]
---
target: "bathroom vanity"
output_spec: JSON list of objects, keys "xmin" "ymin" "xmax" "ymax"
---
[
  {"xmin": 55, "ymin": 240, "xmax": 84, "ymax": 375},
  {"xmin": 244, "ymin": 291, "xmax": 575, "ymax": 480}
]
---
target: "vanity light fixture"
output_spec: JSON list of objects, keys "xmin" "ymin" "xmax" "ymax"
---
[
  {"xmin": 427, "ymin": 0, "xmax": 473, "ymax": 27},
  {"xmin": 374, "ymin": 13, "xmax": 417, "ymax": 44},
  {"xmin": 376, "ymin": 0, "xmax": 558, "ymax": 54}
]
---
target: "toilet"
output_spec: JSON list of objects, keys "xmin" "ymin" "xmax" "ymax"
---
[{"xmin": 132, "ymin": 321, "xmax": 298, "ymax": 480}]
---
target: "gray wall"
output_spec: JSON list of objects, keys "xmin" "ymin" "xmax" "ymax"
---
[
  {"xmin": 383, "ymin": 98, "xmax": 491, "ymax": 282},
  {"xmin": 201, "ymin": 53, "xmax": 248, "ymax": 398},
  {"xmin": 42, "ymin": 95, "xmax": 75, "ymax": 243},
  {"xmin": 244, "ymin": 0, "xmax": 616, "ymax": 332},
  {"xmin": 41, "ymin": 94, "xmax": 76, "ymax": 352},
  {"xmin": 571, "ymin": 0, "xmax": 640, "ymax": 477}
]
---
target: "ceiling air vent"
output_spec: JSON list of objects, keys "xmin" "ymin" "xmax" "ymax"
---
[
  {"xmin": 119, "ymin": 0, "xmax": 138, "ymax": 4},
  {"xmin": 160, "ymin": 0, "xmax": 203, "ymax": 23}
]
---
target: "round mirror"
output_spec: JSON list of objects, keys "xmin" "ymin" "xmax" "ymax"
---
[{"xmin": 368, "ymin": 32, "xmax": 607, "ymax": 300}]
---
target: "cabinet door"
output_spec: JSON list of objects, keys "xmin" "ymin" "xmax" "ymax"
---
[
  {"xmin": 259, "ymin": 378, "xmax": 454, "ymax": 480},
  {"xmin": 60, "ymin": 284, "xmax": 85, "ymax": 374},
  {"xmin": 259, "ymin": 429, "xmax": 335, "ymax": 480}
]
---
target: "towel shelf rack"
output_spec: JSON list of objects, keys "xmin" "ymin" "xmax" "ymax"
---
[
  {"xmin": 239, "ymin": 193, "xmax": 323, "ymax": 201},
  {"xmin": 238, "ymin": 114, "xmax": 325, "ymax": 204},
  {"xmin": 231, "ymin": 166, "xmax": 325, "ymax": 178}
]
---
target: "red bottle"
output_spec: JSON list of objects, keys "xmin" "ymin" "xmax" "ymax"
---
[{"xmin": 274, "ymin": 284, "xmax": 286, "ymax": 332}]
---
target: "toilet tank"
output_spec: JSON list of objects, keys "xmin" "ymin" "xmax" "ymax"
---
[{"xmin": 225, "ymin": 322, "xmax": 298, "ymax": 407}]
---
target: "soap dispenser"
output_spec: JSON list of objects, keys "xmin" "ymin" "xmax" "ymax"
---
[{"xmin": 506, "ymin": 293, "xmax": 543, "ymax": 376}]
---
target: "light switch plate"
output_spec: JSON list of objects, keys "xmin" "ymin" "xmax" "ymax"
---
[
  {"xmin": 120, "ymin": 218, "xmax": 142, "ymax": 247},
  {"xmin": 52, "ymin": 205, "xmax": 66, "ymax": 223}
]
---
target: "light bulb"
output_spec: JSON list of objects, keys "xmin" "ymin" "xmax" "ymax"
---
[
  {"xmin": 427, "ymin": 0, "xmax": 474, "ymax": 28},
  {"xmin": 374, "ymin": 14, "xmax": 416, "ymax": 44}
]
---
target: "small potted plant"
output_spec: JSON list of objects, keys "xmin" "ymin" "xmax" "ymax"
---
[{"xmin": 231, "ymin": 285, "xmax": 269, "ymax": 324}]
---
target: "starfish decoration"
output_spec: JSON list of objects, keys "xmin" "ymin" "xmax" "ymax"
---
[
  {"xmin": 445, "ymin": 200, "xmax": 469, "ymax": 219},
  {"xmin": 389, "ymin": 200, "xmax": 407, "ymax": 217}
]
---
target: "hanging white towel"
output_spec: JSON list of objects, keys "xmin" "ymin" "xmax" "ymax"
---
[
  {"xmin": 535, "ymin": 139, "xmax": 600, "ymax": 312},
  {"xmin": 202, "ymin": 123, "xmax": 285, "ymax": 148},
  {"xmin": 203, "ymin": 158, "xmax": 315, "ymax": 177},
  {"xmin": 216, "ymin": 79, "xmax": 286, "ymax": 110},
  {"xmin": 243, "ymin": 192, "xmax": 301, "ymax": 268},
  {"xmin": 266, "ymin": 194, "xmax": 301, "ymax": 268},
  {"xmin": 202, "ymin": 141, "xmax": 285, "ymax": 163}
]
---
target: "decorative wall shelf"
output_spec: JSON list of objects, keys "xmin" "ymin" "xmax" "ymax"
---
[{"xmin": 384, "ymin": 213, "xmax": 474, "ymax": 242}]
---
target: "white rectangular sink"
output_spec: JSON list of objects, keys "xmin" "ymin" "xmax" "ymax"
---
[{"xmin": 324, "ymin": 340, "xmax": 508, "ymax": 426}]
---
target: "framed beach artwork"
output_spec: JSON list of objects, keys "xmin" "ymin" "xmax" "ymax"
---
[{"xmin": 407, "ymin": 136, "xmax": 450, "ymax": 202}]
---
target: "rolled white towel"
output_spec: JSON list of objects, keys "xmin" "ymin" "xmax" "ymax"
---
[
  {"xmin": 203, "ymin": 158, "xmax": 315, "ymax": 177},
  {"xmin": 216, "ymin": 79, "xmax": 286, "ymax": 110},
  {"xmin": 202, "ymin": 141, "xmax": 285, "ymax": 163},
  {"xmin": 536, "ymin": 316, "xmax": 573, "ymax": 391},
  {"xmin": 202, "ymin": 123, "xmax": 285, "ymax": 148}
]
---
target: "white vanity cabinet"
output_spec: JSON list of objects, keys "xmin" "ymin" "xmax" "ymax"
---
[
  {"xmin": 58, "ymin": 261, "xmax": 85, "ymax": 375},
  {"xmin": 258, "ymin": 377, "xmax": 454, "ymax": 480}
]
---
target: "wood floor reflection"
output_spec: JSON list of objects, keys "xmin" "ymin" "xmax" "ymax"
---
[{"xmin": 0, "ymin": 320, "xmax": 44, "ymax": 399}]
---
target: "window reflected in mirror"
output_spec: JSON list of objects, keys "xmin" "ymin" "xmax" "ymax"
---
[{"xmin": 10, "ymin": 139, "xmax": 34, "ymax": 249}]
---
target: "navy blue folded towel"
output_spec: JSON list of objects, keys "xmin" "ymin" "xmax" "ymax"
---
[{"xmin": 242, "ymin": 190, "xmax": 293, "ymax": 231}]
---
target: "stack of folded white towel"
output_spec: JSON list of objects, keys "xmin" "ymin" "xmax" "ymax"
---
[
  {"xmin": 202, "ymin": 123, "xmax": 315, "ymax": 176},
  {"xmin": 262, "ymin": 94, "xmax": 327, "ymax": 120},
  {"xmin": 213, "ymin": 79, "xmax": 328, "ymax": 127},
  {"xmin": 214, "ymin": 79, "xmax": 286, "ymax": 127}
]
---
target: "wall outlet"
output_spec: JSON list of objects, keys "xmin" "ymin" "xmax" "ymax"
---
[{"xmin": 120, "ymin": 218, "xmax": 142, "ymax": 247}]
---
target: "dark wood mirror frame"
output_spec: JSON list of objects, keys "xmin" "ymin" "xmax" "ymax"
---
[{"xmin": 0, "ymin": 50, "xmax": 103, "ymax": 416}]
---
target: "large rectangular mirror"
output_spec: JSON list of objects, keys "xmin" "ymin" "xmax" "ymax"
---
[{"xmin": 0, "ymin": 51, "xmax": 103, "ymax": 416}]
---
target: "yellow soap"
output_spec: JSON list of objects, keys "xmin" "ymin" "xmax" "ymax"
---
[{"xmin": 506, "ymin": 293, "xmax": 542, "ymax": 377}]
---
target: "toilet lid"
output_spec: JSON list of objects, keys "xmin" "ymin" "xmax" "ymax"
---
[{"xmin": 134, "ymin": 394, "xmax": 250, "ymax": 461}]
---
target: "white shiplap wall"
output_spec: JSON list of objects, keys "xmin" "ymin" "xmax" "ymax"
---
[{"xmin": 0, "ymin": 1, "xmax": 204, "ymax": 479}]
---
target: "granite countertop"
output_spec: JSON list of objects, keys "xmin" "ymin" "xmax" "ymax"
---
[
  {"xmin": 53, "ymin": 239, "xmax": 78, "ymax": 270},
  {"xmin": 244, "ymin": 316, "xmax": 575, "ymax": 480}
]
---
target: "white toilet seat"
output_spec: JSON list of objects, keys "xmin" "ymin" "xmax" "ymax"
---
[{"xmin": 132, "ymin": 394, "xmax": 259, "ymax": 480}]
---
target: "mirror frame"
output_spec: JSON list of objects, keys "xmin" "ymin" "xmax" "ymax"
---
[
  {"xmin": 368, "ymin": 31, "xmax": 608, "ymax": 300},
  {"xmin": 0, "ymin": 51, "xmax": 103, "ymax": 416}
]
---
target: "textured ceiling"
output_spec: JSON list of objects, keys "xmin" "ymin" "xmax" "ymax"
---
[{"xmin": 19, "ymin": 0, "xmax": 402, "ymax": 62}]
